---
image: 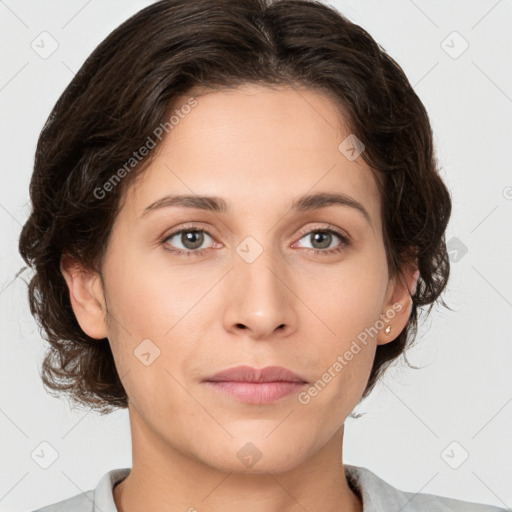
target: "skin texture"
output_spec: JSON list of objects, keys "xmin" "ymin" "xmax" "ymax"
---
[{"xmin": 61, "ymin": 84, "xmax": 418, "ymax": 512}]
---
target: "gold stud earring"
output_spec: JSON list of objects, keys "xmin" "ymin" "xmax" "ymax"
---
[{"xmin": 384, "ymin": 325, "xmax": 391, "ymax": 335}]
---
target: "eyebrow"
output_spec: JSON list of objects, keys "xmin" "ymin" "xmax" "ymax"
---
[{"xmin": 141, "ymin": 192, "xmax": 372, "ymax": 225}]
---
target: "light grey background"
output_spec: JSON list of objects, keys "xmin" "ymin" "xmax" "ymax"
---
[{"xmin": 1, "ymin": 1, "xmax": 511, "ymax": 511}]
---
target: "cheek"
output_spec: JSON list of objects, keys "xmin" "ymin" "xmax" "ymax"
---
[
  {"xmin": 303, "ymin": 249, "xmax": 387, "ymax": 341},
  {"xmin": 297, "ymin": 251, "xmax": 386, "ymax": 401},
  {"xmin": 102, "ymin": 248, "xmax": 219, "ymax": 387},
  {"xmin": 103, "ymin": 261, "xmax": 199, "ymax": 421},
  {"xmin": 105, "ymin": 244, "xmax": 200, "ymax": 339}
]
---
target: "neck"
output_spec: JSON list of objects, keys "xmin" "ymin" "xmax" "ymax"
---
[{"xmin": 114, "ymin": 405, "xmax": 362, "ymax": 512}]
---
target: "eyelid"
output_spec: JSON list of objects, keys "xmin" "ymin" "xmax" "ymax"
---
[
  {"xmin": 162, "ymin": 221, "xmax": 348, "ymax": 239},
  {"xmin": 296, "ymin": 222, "xmax": 350, "ymax": 240},
  {"xmin": 162, "ymin": 222, "xmax": 219, "ymax": 239}
]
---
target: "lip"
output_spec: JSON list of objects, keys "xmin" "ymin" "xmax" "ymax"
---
[
  {"xmin": 203, "ymin": 365, "xmax": 308, "ymax": 405},
  {"xmin": 204, "ymin": 365, "xmax": 308, "ymax": 383}
]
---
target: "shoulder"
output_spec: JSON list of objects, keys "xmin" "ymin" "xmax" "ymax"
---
[
  {"xmin": 344, "ymin": 464, "xmax": 507, "ymax": 512},
  {"xmin": 30, "ymin": 468, "xmax": 131, "ymax": 512}
]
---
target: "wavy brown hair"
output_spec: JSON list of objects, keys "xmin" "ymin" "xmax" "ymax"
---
[{"xmin": 18, "ymin": 0, "xmax": 451, "ymax": 414}]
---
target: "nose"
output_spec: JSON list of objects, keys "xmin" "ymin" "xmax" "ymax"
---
[{"xmin": 222, "ymin": 249, "xmax": 298, "ymax": 340}]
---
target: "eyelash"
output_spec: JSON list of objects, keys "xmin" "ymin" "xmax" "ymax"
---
[{"xmin": 161, "ymin": 223, "xmax": 350, "ymax": 258}]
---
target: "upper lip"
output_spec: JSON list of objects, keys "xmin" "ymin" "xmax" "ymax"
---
[{"xmin": 204, "ymin": 365, "xmax": 308, "ymax": 383}]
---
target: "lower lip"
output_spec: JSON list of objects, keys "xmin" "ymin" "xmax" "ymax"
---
[{"xmin": 204, "ymin": 381, "xmax": 307, "ymax": 404}]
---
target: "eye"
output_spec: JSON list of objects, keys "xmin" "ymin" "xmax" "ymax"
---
[
  {"xmin": 161, "ymin": 223, "xmax": 349, "ymax": 257},
  {"xmin": 293, "ymin": 226, "xmax": 349, "ymax": 256},
  {"xmin": 162, "ymin": 226, "xmax": 217, "ymax": 257}
]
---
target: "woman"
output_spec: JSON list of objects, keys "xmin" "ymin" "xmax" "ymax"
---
[{"xmin": 18, "ymin": 0, "xmax": 505, "ymax": 510}]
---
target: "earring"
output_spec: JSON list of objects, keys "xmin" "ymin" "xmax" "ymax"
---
[{"xmin": 384, "ymin": 325, "xmax": 391, "ymax": 335}]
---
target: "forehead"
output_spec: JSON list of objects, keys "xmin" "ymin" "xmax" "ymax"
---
[{"xmin": 121, "ymin": 84, "xmax": 380, "ymax": 226}]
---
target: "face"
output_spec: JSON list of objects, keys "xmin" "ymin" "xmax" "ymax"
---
[{"xmin": 63, "ymin": 83, "xmax": 415, "ymax": 474}]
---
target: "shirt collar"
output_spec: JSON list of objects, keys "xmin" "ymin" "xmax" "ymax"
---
[
  {"xmin": 93, "ymin": 467, "xmax": 130, "ymax": 512},
  {"xmin": 92, "ymin": 464, "xmax": 410, "ymax": 512},
  {"xmin": 345, "ymin": 464, "xmax": 414, "ymax": 511}
]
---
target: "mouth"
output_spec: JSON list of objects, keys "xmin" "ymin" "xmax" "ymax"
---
[{"xmin": 203, "ymin": 365, "xmax": 308, "ymax": 404}]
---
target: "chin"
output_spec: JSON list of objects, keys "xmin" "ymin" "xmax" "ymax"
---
[{"xmin": 199, "ymin": 436, "xmax": 311, "ymax": 475}]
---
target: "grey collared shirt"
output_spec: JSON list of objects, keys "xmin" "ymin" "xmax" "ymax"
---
[{"xmin": 31, "ymin": 464, "xmax": 507, "ymax": 512}]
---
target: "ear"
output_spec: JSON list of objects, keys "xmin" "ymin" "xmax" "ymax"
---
[
  {"xmin": 376, "ymin": 262, "xmax": 420, "ymax": 346},
  {"xmin": 60, "ymin": 253, "xmax": 109, "ymax": 340}
]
